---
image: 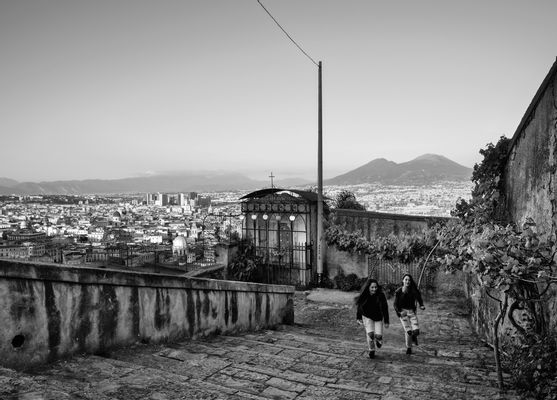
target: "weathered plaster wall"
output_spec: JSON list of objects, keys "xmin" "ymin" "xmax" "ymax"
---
[
  {"xmin": 325, "ymin": 247, "xmax": 368, "ymax": 279},
  {"xmin": 503, "ymin": 63, "xmax": 557, "ymax": 335},
  {"xmin": 331, "ymin": 209, "xmax": 450, "ymax": 241},
  {"xmin": 325, "ymin": 210, "xmax": 451, "ymax": 282},
  {"xmin": 463, "ymin": 274, "xmax": 542, "ymax": 344},
  {"xmin": 0, "ymin": 260, "xmax": 294, "ymax": 369},
  {"xmin": 505, "ymin": 70, "xmax": 557, "ymax": 239}
]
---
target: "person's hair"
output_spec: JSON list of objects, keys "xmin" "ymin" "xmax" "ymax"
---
[
  {"xmin": 354, "ymin": 277, "xmax": 382, "ymax": 305},
  {"xmin": 401, "ymin": 273, "xmax": 418, "ymax": 293}
]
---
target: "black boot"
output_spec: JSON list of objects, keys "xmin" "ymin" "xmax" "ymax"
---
[
  {"xmin": 412, "ymin": 329, "xmax": 419, "ymax": 346},
  {"xmin": 369, "ymin": 351, "xmax": 375, "ymax": 359},
  {"xmin": 406, "ymin": 347, "xmax": 412, "ymax": 355}
]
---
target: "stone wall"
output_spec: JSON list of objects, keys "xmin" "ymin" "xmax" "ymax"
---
[
  {"xmin": 502, "ymin": 60, "xmax": 557, "ymax": 336},
  {"xmin": 325, "ymin": 247, "xmax": 368, "ymax": 280},
  {"xmin": 325, "ymin": 210, "xmax": 451, "ymax": 284},
  {"xmin": 463, "ymin": 274, "xmax": 546, "ymax": 345},
  {"xmin": 504, "ymin": 61, "xmax": 557, "ymax": 240},
  {"xmin": 331, "ymin": 209, "xmax": 451, "ymax": 241},
  {"xmin": 0, "ymin": 260, "xmax": 294, "ymax": 369}
]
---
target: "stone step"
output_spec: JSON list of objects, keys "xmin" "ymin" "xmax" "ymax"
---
[
  {"xmin": 103, "ymin": 326, "xmax": 511, "ymax": 399},
  {"xmin": 0, "ymin": 292, "xmax": 521, "ymax": 400}
]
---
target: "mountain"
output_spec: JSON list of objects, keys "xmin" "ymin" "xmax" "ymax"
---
[
  {"xmin": 0, "ymin": 172, "xmax": 312, "ymax": 195},
  {"xmin": 0, "ymin": 154, "xmax": 470, "ymax": 194},
  {"xmin": 0, "ymin": 177, "xmax": 19, "ymax": 187},
  {"xmin": 326, "ymin": 154, "xmax": 472, "ymax": 185}
]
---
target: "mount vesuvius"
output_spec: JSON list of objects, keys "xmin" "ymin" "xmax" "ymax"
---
[{"xmin": 326, "ymin": 154, "xmax": 472, "ymax": 185}]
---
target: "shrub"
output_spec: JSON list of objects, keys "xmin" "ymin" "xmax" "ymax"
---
[
  {"xmin": 381, "ymin": 283, "xmax": 398, "ymax": 299},
  {"xmin": 503, "ymin": 333, "xmax": 557, "ymax": 400},
  {"xmin": 334, "ymin": 271, "xmax": 366, "ymax": 291},
  {"xmin": 228, "ymin": 242, "xmax": 262, "ymax": 282},
  {"xmin": 307, "ymin": 275, "xmax": 334, "ymax": 289}
]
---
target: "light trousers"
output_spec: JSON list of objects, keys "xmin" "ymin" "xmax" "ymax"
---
[
  {"xmin": 399, "ymin": 309, "xmax": 419, "ymax": 348},
  {"xmin": 362, "ymin": 316, "xmax": 384, "ymax": 351}
]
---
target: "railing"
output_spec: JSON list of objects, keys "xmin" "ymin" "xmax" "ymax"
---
[
  {"xmin": 367, "ymin": 256, "xmax": 436, "ymax": 290},
  {"xmin": 254, "ymin": 242, "xmax": 312, "ymax": 288}
]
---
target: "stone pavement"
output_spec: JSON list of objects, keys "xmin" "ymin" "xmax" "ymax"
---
[{"xmin": 0, "ymin": 289, "xmax": 518, "ymax": 400}]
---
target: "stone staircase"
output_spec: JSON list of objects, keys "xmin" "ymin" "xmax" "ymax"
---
[{"xmin": 0, "ymin": 291, "xmax": 518, "ymax": 400}]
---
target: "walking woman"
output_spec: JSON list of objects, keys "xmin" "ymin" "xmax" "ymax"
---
[
  {"xmin": 394, "ymin": 273, "xmax": 425, "ymax": 355},
  {"xmin": 355, "ymin": 278, "xmax": 389, "ymax": 359}
]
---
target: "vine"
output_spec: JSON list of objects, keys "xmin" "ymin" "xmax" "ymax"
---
[
  {"xmin": 325, "ymin": 224, "xmax": 439, "ymax": 264},
  {"xmin": 434, "ymin": 136, "xmax": 557, "ymax": 394}
]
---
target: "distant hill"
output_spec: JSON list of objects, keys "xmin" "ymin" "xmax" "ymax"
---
[
  {"xmin": 0, "ymin": 177, "xmax": 18, "ymax": 187},
  {"xmin": 326, "ymin": 154, "xmax": 472, "ymax": 185},
  {"xmin": 0, "ymin": 155, "xmax": 471, "ymax": 194},
  {"xmin": 0, "ymin": 172, "xmax": 311, "ymax": 195}
]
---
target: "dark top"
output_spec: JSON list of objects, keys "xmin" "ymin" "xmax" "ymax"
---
[
  {"xmin": 356, "ymin": 292, "xmax": 389, "ymax": 324},
  {"xmin": 393, "ymin": 287, "xmax": 424, "ymax": 316}
]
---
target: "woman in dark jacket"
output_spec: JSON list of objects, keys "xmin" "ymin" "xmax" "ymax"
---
[
  {"xmin": 355, "ymin": 278, "xmax": 389, "ymax": 359},
  {"xmin": 393, "ymin": 273, "xmax": 425, "ymax": 355}
]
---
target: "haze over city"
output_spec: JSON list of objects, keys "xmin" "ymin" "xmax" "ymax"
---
[{"xmin": 1, "ymin": 0, "xmax": 557, "ymax": 182}]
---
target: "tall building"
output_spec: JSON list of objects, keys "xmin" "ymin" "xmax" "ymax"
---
[
  {"xmin": 198, "ymin": 196, "xmax": 211, "ymax": 208},
  {"xmin": 178, "ymin": 193, "xmax": 186, "ymax": 206},
  {"xmin": 155, "ymin": 193, "xmax": 163, "ymax": 206},
  {"xmin": 145, "ymin": 193, "xmax": 160, "ymax": 206}
]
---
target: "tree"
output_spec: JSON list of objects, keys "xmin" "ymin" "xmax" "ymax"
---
[
  {"xmin": 228, "ymin": 241, "xmax": 262, "ymax": 282},
  {"xmin": 452, "ymin": 135, "xmax": 511, "ymax": 224},
  {"xmin": 334, "ymin": 190, "xmax": 366, "ymax": 211}
]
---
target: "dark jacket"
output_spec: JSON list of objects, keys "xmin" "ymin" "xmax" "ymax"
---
[
  {"xmin": 356, "ymin": 292, "xmax": 389, "ymax": 324},
  {"xmin": 393, "ymin": 287, "xmax": 424, "ymax": 317}
]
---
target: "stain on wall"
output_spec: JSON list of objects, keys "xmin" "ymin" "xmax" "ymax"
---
[
  {"xmin": 75, "ymin": 286, "xmax": 92, "ymax": 353},
  {"xmin": 505, "ymin": 65, "xmax": 557, "ymax": 239},
  {"xmin": 44, "ymin": 281, "xmax": 61, "ymax": 362},
  {"xmin": 332, "ymin": 209, "xmax": 450, "ymax": 241},
  {"xmin": 0, "ymin": 260, "xmax": 294, "ymax": 369},
  {"xmin": 230, "ymin": 291, "xmax": 238, "ymax": 324},
  {"xmin": 130, "ymin": 287, "xmax": 140, "ymax": 339}
]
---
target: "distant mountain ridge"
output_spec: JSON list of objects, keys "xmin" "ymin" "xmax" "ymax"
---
[
  {"xmin": 0, "ymin": 154, "xmax": 471, "ymax": 194},
  {"xmin": 326, "ymin": 154, "xmax": 472, "ymax": 185},
  {"xmin": 0, "ymin": 173, "xmax": 310, "ymax": 195}
]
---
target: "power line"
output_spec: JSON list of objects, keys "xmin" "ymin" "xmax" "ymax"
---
[{"xmin": 256, "ymin": 0, "xmax": 319, "ymax": 67}]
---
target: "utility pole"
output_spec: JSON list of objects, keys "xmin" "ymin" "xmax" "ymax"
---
[
  {"xmin": 255, "ymin": 0, "xmax": 323, "ymax": 282},
  {"xmin": 316, "ymin": 61, "xmax": 323, "ymax": 282}
]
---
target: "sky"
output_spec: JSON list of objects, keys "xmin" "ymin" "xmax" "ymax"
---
[{"xmin": 1, "ymin": 0, "xmax": 557, "ymax": 183}]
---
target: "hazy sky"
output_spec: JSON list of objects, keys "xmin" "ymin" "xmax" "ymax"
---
[{"xmin": 1, "ymin": 0, "xmax": 557, "ymax": 182}]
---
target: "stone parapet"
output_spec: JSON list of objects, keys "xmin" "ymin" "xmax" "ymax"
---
[{"xmin": 0, "ymin": 260, "xmax": 294, "ymax": 369}]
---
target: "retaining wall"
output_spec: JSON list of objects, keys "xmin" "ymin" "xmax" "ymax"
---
[
  {"xmin": 0, "ymin": 260, "xmax": 294, "ymax": 369},
  {"xmin": 331, "ymin": 209, "xmax": 451, "ymax": 241}
]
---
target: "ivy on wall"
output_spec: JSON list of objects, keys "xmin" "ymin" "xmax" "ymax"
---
[{"xmin": 325, "ymin": 224, "xmax": 439, "ymax": 264}]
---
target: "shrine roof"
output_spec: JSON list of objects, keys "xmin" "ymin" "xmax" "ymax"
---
[{"xmin": 239, "ymin": 188, "xmax": 329, "ymax": 203}]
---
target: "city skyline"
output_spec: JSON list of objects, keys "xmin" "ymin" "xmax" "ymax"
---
[{"xmin": 1, "ymin": 0, "xmax": 557, "ymax": 182}]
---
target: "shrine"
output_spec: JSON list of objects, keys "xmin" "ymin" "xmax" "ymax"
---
[{"xmin": 239, "ymin": 188, "xmax": 324, "ymax": 286}]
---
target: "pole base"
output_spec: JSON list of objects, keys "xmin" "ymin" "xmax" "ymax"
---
[{"xmin": 317, "ymin": 273, "xmax": 323, "ymax": 285}]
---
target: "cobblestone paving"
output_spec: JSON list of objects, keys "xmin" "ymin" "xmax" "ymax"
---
[{"xmin": 0, "ymin": 290, "xmax": 518, "ymax": 399}]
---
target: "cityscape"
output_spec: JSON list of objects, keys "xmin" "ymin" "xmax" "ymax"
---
[
  {"xmin": 0, "ymin": 180, "xmax": 472, "ymax": 270},
  {"xmin": 2, "ymin": 1, "xmax": 557, "ymax": 397}
]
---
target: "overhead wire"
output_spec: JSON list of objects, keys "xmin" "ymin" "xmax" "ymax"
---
[{"xmin": 256, "ymin": 0, "xmax": 319, "ymax": 68}]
